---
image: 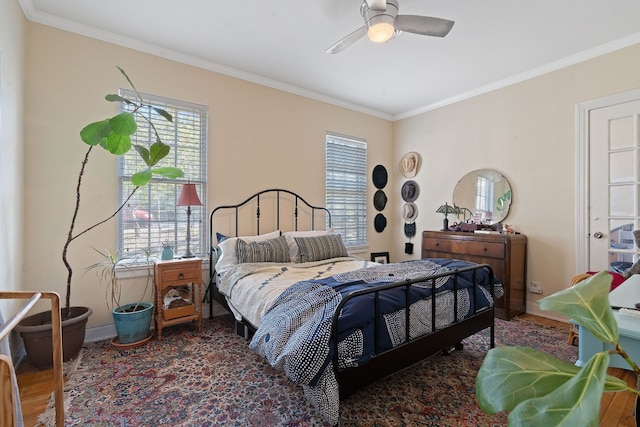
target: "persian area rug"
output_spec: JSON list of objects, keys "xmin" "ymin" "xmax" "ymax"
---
[
  {"xmin": 40, "ymin": 315, "xmax": 576, "ymax": 427},
  {"xmin": 36, "ymin": 353, "xmax": 83, "ymax": 427}
]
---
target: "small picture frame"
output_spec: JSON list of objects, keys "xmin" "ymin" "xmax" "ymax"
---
[{"xmin": 371, "ymin": 252, "xmax": 390, "ymax": 264}]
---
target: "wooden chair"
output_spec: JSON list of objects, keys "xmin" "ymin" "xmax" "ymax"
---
[
  {"xmin": 1, "ymin": 354, "xmax": 18, "ymax": 426},
  {"xmin": 0, "ymin": 292, "xmax": 65, "ymax": 427}
]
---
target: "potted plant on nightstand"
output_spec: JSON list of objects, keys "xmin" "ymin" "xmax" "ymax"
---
[
  {"xmin": 476, "ymin": 271, "xmax": 640, "ymax": 426},
  {"xmin": 15, "ymin": 67, "xmax": 183, "ymax": 368},
  {"xmin": 87, "ymin": 248, "xmax": 154, "ymax": 347}
]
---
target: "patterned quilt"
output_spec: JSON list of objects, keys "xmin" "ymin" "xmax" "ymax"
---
[
  {"xmin": 219, "ymin": 257, "xmax": 376, "ymax": 327},
  {"xmin": 249, "ymin": 258, "xmax": 503, "ymax": 424}
]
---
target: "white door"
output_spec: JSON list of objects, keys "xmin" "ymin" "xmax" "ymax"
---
[{"xmin": 589, "ymin": 99, "xmax": 640, "ymax": 273}]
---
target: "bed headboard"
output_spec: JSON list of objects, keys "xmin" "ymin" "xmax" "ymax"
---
[
  {"xmin": 209, "ymin": 188, "xmax": 331, "ymax": 243},
  {"xmin": 206, "ymin": 188, "xmax": 332, "ymax": 316}
]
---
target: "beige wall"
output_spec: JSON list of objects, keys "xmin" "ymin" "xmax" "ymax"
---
[
  {"xmin": 16, "ymin": 14, "xmax": 640, "ymax": 329},
  {"xmin": 22, "ymin": 23, "xmax": 393, "ymax": 328},
  {"xmin": 0, "ymin": 0, "xmax": 26, "ymax": 321},
  {"xmin": 393, "ymin": 43, "xmax": 640, "ymax": 319}
]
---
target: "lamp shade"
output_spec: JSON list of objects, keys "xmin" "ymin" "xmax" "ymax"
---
[
  {"xmin": 177, "ymin": 183, "xmax": 202, "ymax": 207},
  {"xmin": 436, "ymin": 202, "xmax": 455, "ymax": 217}
]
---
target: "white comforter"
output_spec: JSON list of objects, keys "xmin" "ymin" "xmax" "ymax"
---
[{"xmin": 218, "ymin": 256, "xmax": 375, "ymax": 327}]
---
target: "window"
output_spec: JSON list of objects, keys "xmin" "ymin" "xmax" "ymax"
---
[
  {"xmin": 118, "ymin": 90, "xmax": 208, "ymax": 260},
  {"xmin": 325, "ymin": 132, "xmax": 367, "ymax": 249},
  {"xmin": 475, "ymin": 175, "xmax": 492, "ymax": 213}
]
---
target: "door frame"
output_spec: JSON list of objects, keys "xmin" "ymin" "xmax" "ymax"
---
[{"xmin": 576, "ymin": 88, "xmax": 640, "ymax": 272}]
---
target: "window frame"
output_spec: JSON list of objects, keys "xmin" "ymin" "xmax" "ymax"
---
[
  {"xmin": 117, "ymin": 89, "xmax": 208, "ymax": 264},
  {"xmin": 325, "ymin": 132, "xmax": 368, "ymax": 252}
]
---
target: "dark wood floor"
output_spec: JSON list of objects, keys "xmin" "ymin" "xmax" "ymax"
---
[{"xmin": 14, "ymin": 314, "xmax": 640, "ymax": 426}]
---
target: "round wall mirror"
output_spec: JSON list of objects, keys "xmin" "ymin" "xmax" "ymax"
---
[{"xmin": 452, "ymin": 169, "xmax": 512, "ymax": 225}]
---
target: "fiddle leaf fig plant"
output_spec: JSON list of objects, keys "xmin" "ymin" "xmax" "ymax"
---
[
  {"xmin": 62, "ymin": 66, "xmax": 183, "ymax": 317},
  {"xmin": 476, "ymin": 271, "xmax": 639, "ymax": 426}
]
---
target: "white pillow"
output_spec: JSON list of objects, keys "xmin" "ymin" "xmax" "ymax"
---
[
  {"xmin": 282, "ymin": 229, "xmax": 334, "ymax": 262},
  {"xmin": 215, "ymin": 230, "xmax": 281, "ymax": 274}
]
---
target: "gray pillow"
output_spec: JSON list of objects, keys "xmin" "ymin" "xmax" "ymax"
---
[
  {"xmin": 236, "ymin": 236, "xmax": 290, "ymax": 264},
  {"xmin": 294, "ymin": 234, "xmax": 348, "ymax": 263}
]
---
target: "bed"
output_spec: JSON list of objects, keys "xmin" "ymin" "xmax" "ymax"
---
[{"xmin": 206, "ymin": 188, "xmax": 501, "ymax": 425}]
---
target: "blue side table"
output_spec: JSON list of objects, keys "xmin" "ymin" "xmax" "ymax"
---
[
  {"xmin": 577, "ymin": 311, "xmax": 640, "ymax": 369},
  {"xmin": 577, "ymin": 274, "xmax": 640, "ymax": 369}
]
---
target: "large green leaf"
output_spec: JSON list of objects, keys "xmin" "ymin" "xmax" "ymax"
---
[
  {"xmin": 477, "ymin": 347, "xmax": 628, "ymax": 414},
  {"xmin": 127, "ymin": 167, "xmax": 183, "ymax": 187},
  {"xmin": 539, "ymin": 271, "xmax": 618, "ymax": 343},
  {"xmin": 102, "ymin": 132, "xmax": 131, "ymax": 156},
  {"xmin": 133, "ymin": 145, "xmax": 151, "ymax": 166},
  {"xmin": 147, "ymin": 142, "xmax": 171, "ymax": 167},
  {"xmin": 109, "ymin": 112, "xmax": 137, "ymax": 137},
  {"xmin": 117, "ymin": 66, "xmax": 140, "ymax": 98},
  {"xmin": 153, "ymin": 107, "xmax": 173, "ymax": 123},
  {"xmin": 152, "ymin": 167, "xmax": 184, "ymax": 179},
  {"xmin": 80, "ymin": 119, "xmax": 111, "ymax": 146},
  {"xmin": 131, "ymin": 169, "xmax": 152, "ymax": 186},
  {"xmin": 133, "ymin": 142, "xmax": 169, "ymax": 167},
  {"xmin": 507, "ymin": 352, "xmax": 611, "ymax": 427},
  {"xmin": 105, "ymin": 94, "xmax": 126, "ymax": 103}
]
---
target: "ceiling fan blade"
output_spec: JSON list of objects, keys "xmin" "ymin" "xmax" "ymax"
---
[
  {"xmin": 394, "ymin": 15, "xmax": 455, "ymax": 37},
  {"xmin": 366, "ymin": 0, "xmax": 387, "ymax": 11},
  {"xmin": 325, "ymin": 26, "xmax": 367, "ymax": 54}
]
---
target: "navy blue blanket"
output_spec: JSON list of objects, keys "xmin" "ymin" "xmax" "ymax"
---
[{"xmin": 249, "ymin": 258, "xmax": 502, "ymax": 424}]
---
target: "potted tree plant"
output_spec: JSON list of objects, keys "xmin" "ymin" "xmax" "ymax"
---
[
  {"xmin": 476, "ymin": 271, "xmax": 640, "ymax": 426},
  {"xmin": 86, "ymin": 248, "xmax": 155, "ymax": 347},
  {"xmin": 15, "ymin": 67, "xmax": 183, "ymax": 368}
]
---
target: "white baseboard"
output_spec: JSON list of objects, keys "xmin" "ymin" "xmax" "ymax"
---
[{"xmin": 525, "ymin": 301, "xmax": 569, "ymax": 323}]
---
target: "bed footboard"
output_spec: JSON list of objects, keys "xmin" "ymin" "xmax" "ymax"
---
[{"xmin": 331, "ymin": 263, "xmax": 496, "ymax": 398}]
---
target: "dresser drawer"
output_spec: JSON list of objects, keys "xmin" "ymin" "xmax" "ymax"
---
[
  {"xmin": 422, "ymin": 237, "xmax": 451, "ymax": 253},
  {"xmin": 451, "ymin": 240, "xmax": 504, "ymax": 258},
  {"xmin": 159, "ymin": 264, "xmax": 200, "ymax": 283}
]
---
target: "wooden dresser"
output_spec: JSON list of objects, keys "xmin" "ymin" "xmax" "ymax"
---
[{"xmin": 421, "ymin": 230, "xmax": 527, "ymax": 320}]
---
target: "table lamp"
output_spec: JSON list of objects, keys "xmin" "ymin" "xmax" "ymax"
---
[
  {"xmin": 436, "ymin": 202, "xmax": 456, "ymax": 231},
  {"xmin": 177, "ymin": 183, "xmax": 202, "ymax": 258}
]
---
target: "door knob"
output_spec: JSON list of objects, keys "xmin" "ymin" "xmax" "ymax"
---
[{"xmin": 593, "ymin": 231, "xmax": 603, "ymax": 239}]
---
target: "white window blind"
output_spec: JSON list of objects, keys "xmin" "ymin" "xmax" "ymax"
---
[
  {"xmin": 118, "ymin": 89, "xmax": 208, "ymax": 260},
  {"xmin": 475, "ymin": 175, "xmax": 492, "ymax": 213},
  {"xmin": 325, "ymin": 132, "xmax": 367, "ymax": 248}
]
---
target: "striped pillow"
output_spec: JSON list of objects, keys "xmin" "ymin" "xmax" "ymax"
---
[
  {"xmin": 294, "ymin": 234, "xmax": 348, "ymax": 263},
  {"xmin": 236, "ymin": 236, "xmax": 291, "ymax": 264}
]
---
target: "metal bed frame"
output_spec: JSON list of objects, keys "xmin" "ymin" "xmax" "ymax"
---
[
  {"xmin": 331, "ymin": 263, "xmax": 495, "ymax": 398},
  {"xmin": 206, "ymin": 188, "xmax": 496, "ymax": 400},
  {"xmin": 206, "ymin": 188, "xmax": 331, "ymax": 318}
]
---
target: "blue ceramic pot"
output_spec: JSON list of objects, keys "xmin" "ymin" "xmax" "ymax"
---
[{"xmin": 112, "ymin": 302, "xmax": 153, "ymax": 344}]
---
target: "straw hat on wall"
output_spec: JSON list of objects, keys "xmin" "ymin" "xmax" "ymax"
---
[{"xmin": 400, "ymin": 152, "xmax": 421, "ymax": 178}]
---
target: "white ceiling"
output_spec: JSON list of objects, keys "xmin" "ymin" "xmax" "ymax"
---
[{"xmin": 20, "ymin": 0, "xmax": 640, "ymax": 120}]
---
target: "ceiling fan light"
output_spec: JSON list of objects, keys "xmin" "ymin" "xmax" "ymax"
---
[{"xmin": 368, "ymin": 22, "xmax": 395, "ymax": 42}]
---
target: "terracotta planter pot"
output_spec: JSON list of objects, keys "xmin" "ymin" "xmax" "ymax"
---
[{"xmin": 15, "ymin": 306, "xmax": 92, "ymax": 370}]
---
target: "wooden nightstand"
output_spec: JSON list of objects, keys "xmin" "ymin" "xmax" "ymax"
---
[{"xmin": 154, "ymin": 258, "xmax": 203, "ymax": 340}]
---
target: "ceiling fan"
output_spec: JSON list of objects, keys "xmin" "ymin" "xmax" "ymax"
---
[{"xmin": 325, "ymin": 0, "xmax": 454, "ymax": 54}]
